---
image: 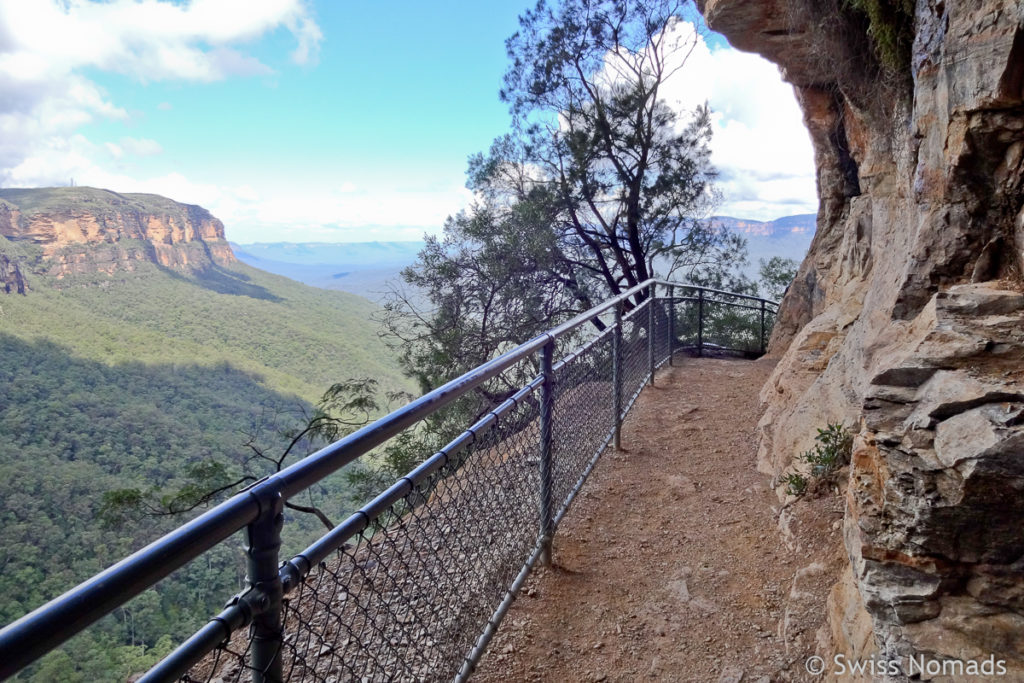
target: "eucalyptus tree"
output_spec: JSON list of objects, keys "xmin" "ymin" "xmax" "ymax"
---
[{"xmin": 383, "ymin": 0, "xmax": 748, "ymax": 425}]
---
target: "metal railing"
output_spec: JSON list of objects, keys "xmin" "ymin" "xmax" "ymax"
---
[{"xmin": 0, "ymin": 279, "xmax": 777, "ymax": 682}]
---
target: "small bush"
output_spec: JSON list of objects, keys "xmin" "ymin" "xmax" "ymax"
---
[
  {"xmin": 785, "ymin": 422, "xmax": 853, "ymax": 497},
  {"xmin": 802, "ymin": 422, "xmax": 853, "ymax": 478},
  {"xmin": 782, "ymin": 472, "xmax": 809, "ymax": 497}
]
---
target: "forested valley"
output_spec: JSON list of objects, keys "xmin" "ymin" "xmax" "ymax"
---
[{"xmin": 0, "ymin": 245, "xmax": 414, "ymax": 680}]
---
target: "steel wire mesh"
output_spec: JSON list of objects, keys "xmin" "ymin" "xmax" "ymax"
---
[
  {"xmin": 619, "ymin": 301, "xmax": 651, "ymax": 416},
  {"xmin": 672, "ymin": 292, "xmax": 771, "ymax": 355},
  {"xmin": 188, "ymin": 391, "xmax": 543, "ymax": 683},
  {"xmin": 700, "ymin": 297, "xmax": 763, "ymax": 353},
  {"xmin": 548, "ymin": 331, "xmax": 614, "ymax": 522},
  {"xmin": 173, "ymin": 294, "xmax": 761, "ymax": 683},
  {"xmin": 654, "ymin": 299, "xmax": 671, "ymax": 367},
  {"xmin": 0, "ymin": 280, "xmax": 781, "ymax": 683}
]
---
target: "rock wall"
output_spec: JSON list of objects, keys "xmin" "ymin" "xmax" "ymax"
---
[
  {"xmin": 699, "ymin": 0, "xmax": 1024, "ymax": 677},
  {"xmin": 0, "ymin": 254, "xmax": 27, "ymax": 294},
  {"xmin": 0, "ymin": 187, "xmax": 235, "ymax": 281}
]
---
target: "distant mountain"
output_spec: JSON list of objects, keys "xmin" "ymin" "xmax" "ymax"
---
[
  {"xmin": 0, "ymin": 186, "xmax": 235, "ymax": 281},
  {"xmin": 707, "ymin": 213, "xmax": 816, "ymax": 279},
  {"xmin": 231, "ymin": 240, "xmax": 425, "ymax": 302},
  {"xmin": 232, "ymin": 215, "xmax": 817, "ymax": 300},
  {"xmin": 234, "ymin": 241, "xmax": 424, "ymax": 266},
  {"xmin": 708, "ymin": 213, "xmax": 816, "ymax": 237}
]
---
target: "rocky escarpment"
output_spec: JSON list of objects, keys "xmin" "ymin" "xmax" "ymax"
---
[
  {"xmin": 699, "ymin": 0, "xmax": 1024, "ymax": 678},
  {"xmin": 0, "ymin": 187, "xmax": 235, "ymax": 285},
  {"xmin": 0, "ymin": 254, "xmax": 27, "ymax": 294}
]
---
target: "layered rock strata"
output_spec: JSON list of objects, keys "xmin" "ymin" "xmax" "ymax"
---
[
  {"xmin": 700, "ymin": 0, "xmax": 1024, "ymax": 677},
  {"xmin": 0, "ymin": 187, "xmax": 235, "ymax": 282}
]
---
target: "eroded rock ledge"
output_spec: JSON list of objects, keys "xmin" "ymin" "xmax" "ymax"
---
[
  {"xmin": 699, "ymin": 0, "xmax": 1024, "ymax": 677},
  {"xmin": 0, "ymin": 187, "xmax": 235, "ymax": 282}
]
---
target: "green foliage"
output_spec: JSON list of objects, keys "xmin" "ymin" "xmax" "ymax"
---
[
  {"xmin": 345, "ymin": 429, "xmax": 431, "ymax": 503},
  {"xmin": 782, "ymin": 472, "xmax": 809, "ymax": 497},
  {"xmin": 782, "ymin": 423, "xmax": 853, "ymax": 498},
  {"xmin": 0, "ymin": 334, "xmax": 298, "ymax": 679},
  {"xmin": 0, "ymin": 251, "xmax": 409, "ymax": 403},
  {"xmin": 99, "ymin": 377, "xmax": 405, "ymax": 531},
  {"xmin": 0, "ymin": 253, "xmax": 415, "ymax": 679},
  {"xmin": 842, "ymin": 0, "xmax": 914, "ymax": 73},
  {"xmin": 802, "ymin": 422, "xmax": 853, "ymax": 478},
  {"xmin": 669, "ymin": 283, "xmax": 776, "ymax": 356},
  {"xmin": 758, "ymin": 256, "xmax": 799, "ymax": 301}
]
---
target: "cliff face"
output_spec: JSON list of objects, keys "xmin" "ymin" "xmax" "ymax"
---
[
  {"xmin": 0, "ymin": 187, "xmax": 235, "ymax": 283},
  {"xmin": 699, "ymin": 0, "xmax": 1024, "ymax": 675}
]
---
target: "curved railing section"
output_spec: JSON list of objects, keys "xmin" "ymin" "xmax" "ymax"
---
[{"xmin": 0, "ymin": 279, "xmax": 778, "ymax": 682}]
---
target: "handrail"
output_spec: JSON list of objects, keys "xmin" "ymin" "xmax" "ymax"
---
[
  {"xmin": 655, "ymin": 279, "xmax": 779, "ymax": 306},
  {"xmin": 0, "ymin": 277, "xmax": 779, "ymax": 680}
]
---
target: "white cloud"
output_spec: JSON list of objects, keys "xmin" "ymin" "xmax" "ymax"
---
[
  {"xmin": 0, "ymin": 1, "xmax": 814, "ymax": 245},
  {"xmin": 0, "ymin": 0, "xmax": 321, "ymax": 82},
  {"xmin": 653, "ymin": 22, "xmax": 818, "ymax": 221},
  {"xmin": 217, "ymin": 184, "xmax": 475, "ymax": 242},
  {"xmin": 0, "ymin": 0, "xmax": 322, "ymax": 186},
  {"xmin": 119, "ymin": 137, "xmax": 163, "ymax": 157},
  {"xmin": 104, "ymin": 137, "xmax": 163, "ymax": 160}
]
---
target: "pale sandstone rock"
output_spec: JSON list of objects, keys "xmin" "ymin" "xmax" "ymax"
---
[
  {"xmin": 0, "ymin": 188, "xmax": 234, "ymax": 280},
  {"xmin": 699, "ymin": 0, "xmax": 1024, "ymax": 676},
  {"xmin": 824, "ymin": 565, "xmax": 877, "ymax": 682}
]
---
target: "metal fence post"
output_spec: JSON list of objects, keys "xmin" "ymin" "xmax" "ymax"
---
[
  {"xmin": 246, "ymin": 483, "xmax": 285, "ymax": 683},
  {"xmin": 612, "ymin": 302, "xmax": 623, "ymax": 450},
  {"xmin": 668, "ymin": 284, "xmax": 675, "ymax": 367},
  {"xmin": 538, "ymin": 339, "xmax": 555, "ymax": 566},
  {"xmin": 760, "ymin": 299, "xmax": 767, "ymax": 355},
  {"xmin": 647, "ymin": 283, "xmax": 655, "ymax": 386},
  {"xmin": 697, "ymin": 288, "xmax": 705, "ymax": 358}
]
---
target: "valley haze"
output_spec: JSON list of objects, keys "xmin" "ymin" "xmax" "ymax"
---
[{"xmin": 232, "ymin": 214, "xmax": 816, "ymax": 301}]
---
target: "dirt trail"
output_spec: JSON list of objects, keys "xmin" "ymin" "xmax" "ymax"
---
[{"xmin": 472, "ymin": 356, "xmax": 845, "ymax": 683}]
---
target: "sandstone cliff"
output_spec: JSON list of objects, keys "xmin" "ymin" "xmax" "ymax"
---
[
  {"xmin": 0, "ymin": 187, "xmax": 235, "ymax": 285},
  {"xmin": 699, "ymin": 0, "xmax": 1024, "ymax": 678}
]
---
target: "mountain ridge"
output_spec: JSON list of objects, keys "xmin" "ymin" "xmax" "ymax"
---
[
  {"xmin": 0, "ymin": 186, "xmax": 235, "ymax": 280},
  {"xmin": 707, "ymin": 213, "xmax": 816, "ymax": 236}
]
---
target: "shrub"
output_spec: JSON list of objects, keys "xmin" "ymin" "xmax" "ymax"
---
[
  {"xmin": 782, "ymin": 472, "xmax": 809, "ymax": 497},
  {"xmin": 802, "ymin": 422, "xmax": 854, "ymax": 478},
  {"xmin": 785, "ymin": 422, "xmax": 853, "ymax": 497}
]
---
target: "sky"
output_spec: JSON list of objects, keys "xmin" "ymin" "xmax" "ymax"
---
[{"xmin": 0, "ymin": 0, "xmax": 818, "ymax": 244}]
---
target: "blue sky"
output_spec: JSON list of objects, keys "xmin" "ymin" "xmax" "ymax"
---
[{"xmin": 0, "ymin": 0, "xmax": 816, "ymax": 243}]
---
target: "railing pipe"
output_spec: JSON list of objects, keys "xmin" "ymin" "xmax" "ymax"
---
[
  {"xmin": 760, "ymin": 299, "xmax": 767, "ymax": 354},
  {"xmin": 139, "ymin": 600, "xmax": 249, "ymax": 683},
  {"xmin": 273, "ymin": 277, "xmax": 684, "ymax": 502},
  {"xmin": 538, "ymin": 339, "xmax": 555, "ymax": 565},
  {"xmin": 245, "ymin": 482, "xmax": 285, "ymax": 683},
  {"xmin": 697, "ymin": 288, "xmax": 705, "ymax": 357},
  {"xmin": 0, "ymin": 493, "xmax": 259, "ymax": 679},
  {"xmin": 668, "ymin": 284, "xmax": 676, "ymax": 366},
  {"xmin": 612, "ymin": 302, "xmax": 623, "ymax": 450},
  {"xmin": 652, "ymin": 279, "xmax": 778, "ymax": 306},
  {"xmin": 0, "ymin": 276, "xmax": 780, "ymax": 680},
  {"xmin": 647, "ymin": 282, "xmax": 656, "ymax": 386}
]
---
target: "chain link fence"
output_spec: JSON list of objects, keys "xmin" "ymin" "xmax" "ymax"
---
[{"xmin": 0, "ymin": 281, "xmax": 778, "ymax": 683}]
